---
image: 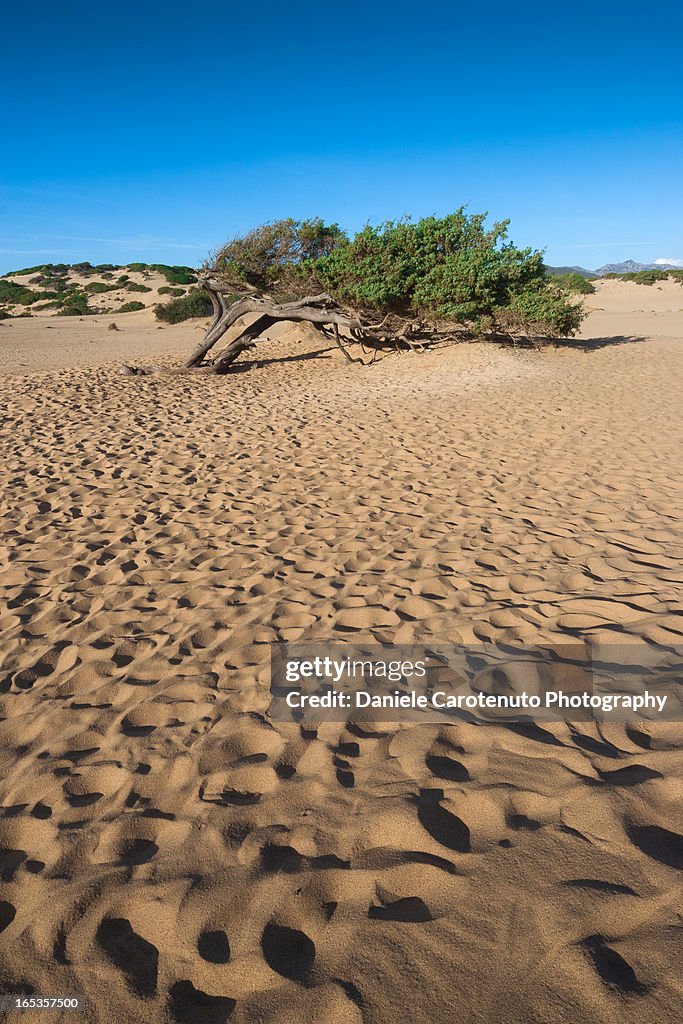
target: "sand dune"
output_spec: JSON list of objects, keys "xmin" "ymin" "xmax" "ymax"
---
[{"xmin": 0, "ymin": 281, "xmax": 681, "ymax": 1023}]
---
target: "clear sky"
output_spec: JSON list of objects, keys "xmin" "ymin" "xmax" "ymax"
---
[{"xmin": 2, "ymin": 0, "xmax": 681, "ymax": 274}]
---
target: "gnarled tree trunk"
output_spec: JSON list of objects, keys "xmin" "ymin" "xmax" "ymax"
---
[{"xmin": 185, "ymin": 275, "xmax": 464, "ymax": 373}]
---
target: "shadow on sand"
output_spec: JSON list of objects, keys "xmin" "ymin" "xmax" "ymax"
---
[
  {"xmin": 225, "ymin": 346, "xmax": 336, "ymax": 372},
  {"xmin": 548, "ymin": 334, "xmax": 648, "ymax": 352},
  {"xmin": 204, "ymin": 333, "xmax": 650, "ymax": 374}
]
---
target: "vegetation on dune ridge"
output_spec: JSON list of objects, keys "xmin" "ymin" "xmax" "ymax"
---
[
  {"xmin": 551, "ymin": 273, "xmax": 596, "ymax": 295},
  {"xmin": 599, "ymin": 268, "xmax": 683, "ymax": 285},
  {"xmin": 0, "ymin": 262, "xmax": 200, "ymax": 318},
  {"xmin": 2, "ymin": 262, "xmax": 197, "ymax": 286},
  {"xmin": 127, "ymin": 264, "xmax": 197, "ymax": 285}
]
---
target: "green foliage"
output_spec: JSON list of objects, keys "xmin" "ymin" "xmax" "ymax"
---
[
  {"xmin": 314, "ymin": 213, "xmax": 541, "ymax": 320},
  {"xmin": 601, "ymin": 270, "xmax": 669, "ymax": 285},
  {"xmin": 212, "ymin": 218, "xmax": 347, "ymax": 295},
  {"xmin": 551, "ymin": 272, "xmax": 595, "ymax": 294},
  {"xmin": 0, "ymin": 308, "xmax": 11, "ymax": 319},
  {"xmin": 501, "ymin": 281, "xmax": 586, "ymax": 336},
  {"xmin": 0, "ymin": 280, "xmax": 41, "ymax": 305},
  {"xmin": 117, "ymin": 300, "xmax": 146, "ymax": 313},
  {"xmin": 125, "ymin": 281, "xmax": 152, "ymax": 293},
  {"xmin": 117, "ymin": 274, "xmax": 130, "ymax": 284},
  {"xmin": 155, "ymin": 287, "xmax": 213, "ymax": 323},
  {"xmin": 153, "ymin": 264, "xmax": 197, "ymax": 285},
  {"xmin": 127, "ymin": 263, "xmax": 197, "ymax": 285},
  {"xmin": 158, "ymin": 286, "xmax": 186, "ymax": 296},
  {"xmin": 56, "ymin": 292, "xmax": 92, "ymax": 316},
  {"xmin": 9, "ymin": 265, "xmax": 46, "ymax": 276},
  {"xmin": 86, "ymin": 281, "xmax": 120, "ymax": 294}
]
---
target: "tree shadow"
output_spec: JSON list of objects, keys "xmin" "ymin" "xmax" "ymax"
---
[
  {"xmin": 218, "ymin": 346, "xmax": 336, "ymax": 373},
  {"xmin": 548, "ymin": 335, "xmax": 648, "ymax": 352},
  {"xmin": 490, "ymin": 334, "xmax": 649, "ymax": 353}
]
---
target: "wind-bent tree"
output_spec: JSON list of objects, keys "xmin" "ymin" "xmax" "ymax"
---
[{"xmin": 185, "ymin": 212, "xmax": 585, "ymax": 372}]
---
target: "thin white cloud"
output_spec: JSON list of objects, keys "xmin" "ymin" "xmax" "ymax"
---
[
  {"xmin": 0, "ymin": 248, "xmax": 73, "ymax": 256},
  {"xmin": 655, "ymin": 257, "xmax": 683, "ymax": 267},
  {"xmin": 555, "ymin": 242, "xmax": 656, "ymax": 250},
  {"xmin": 15, "ymin": 233, "xmax": 209, "ymax": 251}
]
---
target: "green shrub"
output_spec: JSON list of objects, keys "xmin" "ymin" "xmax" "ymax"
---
[
  {"xmin": 500, "ymin": 281, "xmax": 585, "ymax": 336},
  {"xmin": 125, "ymin": 281, "xmax": 152, "ymax": 293},
  {"xmin": 117, "ymin": 274, "xmax": 130, "ymax": 285},
  {"xmin": 124, "ymin": 263, "xmax": 197, "ymax": 284},
  {"xmin": 10, "ymin": 265, "xmax": 47, "ymax": 276},
  {"xmin": 0, "ymin": 307, "xmax": 11, "ymax": 319},
  {"xmin": 551, "ymin": 272, "xmax": 595, "ymax": 294},
  {"xmin": 154, "ymin": 265, "xmax": 197, "ymax": 285},
  {"xmin": 158, "ymin": 286, "xmax": 186, "ymax": 296},
  {"xmin": 602, "ymin": 270, "xmax": 669, "ymax": 285},
  {"xmin": 0, "ymin": 280, "xmax": 40, "ymax": 305},
  {"xmin": 86, "ymin": 281, "xmax": 120, "ymax": 294},
  {"xmin": 57, "ymin": 292, "xmax": 92, "ymax": 316},
  {"xmin": 155, "ymin": 287, "xmax": 212, "ymax": 323},
  {"xmin": 117, "ymin": 300, "xmax": 146, "ymax": 313}
]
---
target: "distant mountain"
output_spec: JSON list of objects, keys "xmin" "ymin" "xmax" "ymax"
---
[
  {"xmin": 544, "ymin": 265, "xmax": 597, "ymax": 279},
  {"xmin": 546, "ymin": 258, "xmax": 680, "ymax": 279},
  {"xmin": 593, "ymin": 258, "xmax": 677, "ymax": 275}
]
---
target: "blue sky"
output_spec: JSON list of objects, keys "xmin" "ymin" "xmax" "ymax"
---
[{"xmin": 1, "ymin": 0, "xmax": 681, "ymax": 273}]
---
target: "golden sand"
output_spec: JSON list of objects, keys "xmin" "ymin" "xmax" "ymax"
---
[{"xmin": 0, "ymin": 281, "xmax": 681, "ymax": 1023}]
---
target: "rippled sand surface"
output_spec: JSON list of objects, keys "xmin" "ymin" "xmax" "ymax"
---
[{"xmin": 0, "ymin": 286, "xmax": 681, "ymax": 1023}]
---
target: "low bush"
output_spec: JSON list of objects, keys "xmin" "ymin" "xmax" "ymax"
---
[
  {"xmin": 10, "ymin": 265, "xmax": 48, "ymax": 276},
  {"xmin": 602, "ymin": 270, "xmax": 669, "ymax": 285},
  {"xmin": 57, "ymin": 292, "xmax": 92, "ymax": 316},
  {"xmin": 0, "ymin": 280, "xmax": 40, "ymax": 305},
  {"xmin": 551, "ymin": 273, "xmax": 595, "ymax": 294},
  {"xmin": 125, "ymin": 281, "xmax": 152, "ymax": 293},
  {"xmin": 158, "ymin": 286, "xmax": 186, "ymax": 296},
  {"xmin": 117, "ymin": 300, "xmax": 146, "ymax": 313},
  {"xmin": 86, "ymin": 281, "xmax": 120, "ymax": 294},
  {"xmin": 500, "ymin": 282, "xmax": 585, "ymax": 336},
  {"xmin": 155, "ymin": 287, "xmax": 212, "ymax": 323},
  {"xmin": 147, "ymin": 264, "xmax": 197, "ymax": 285}
]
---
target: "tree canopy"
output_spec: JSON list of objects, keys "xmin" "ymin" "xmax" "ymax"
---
[{"xmin": 206, "ymin": 210, "xmax": 584, "ymax": 337}]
